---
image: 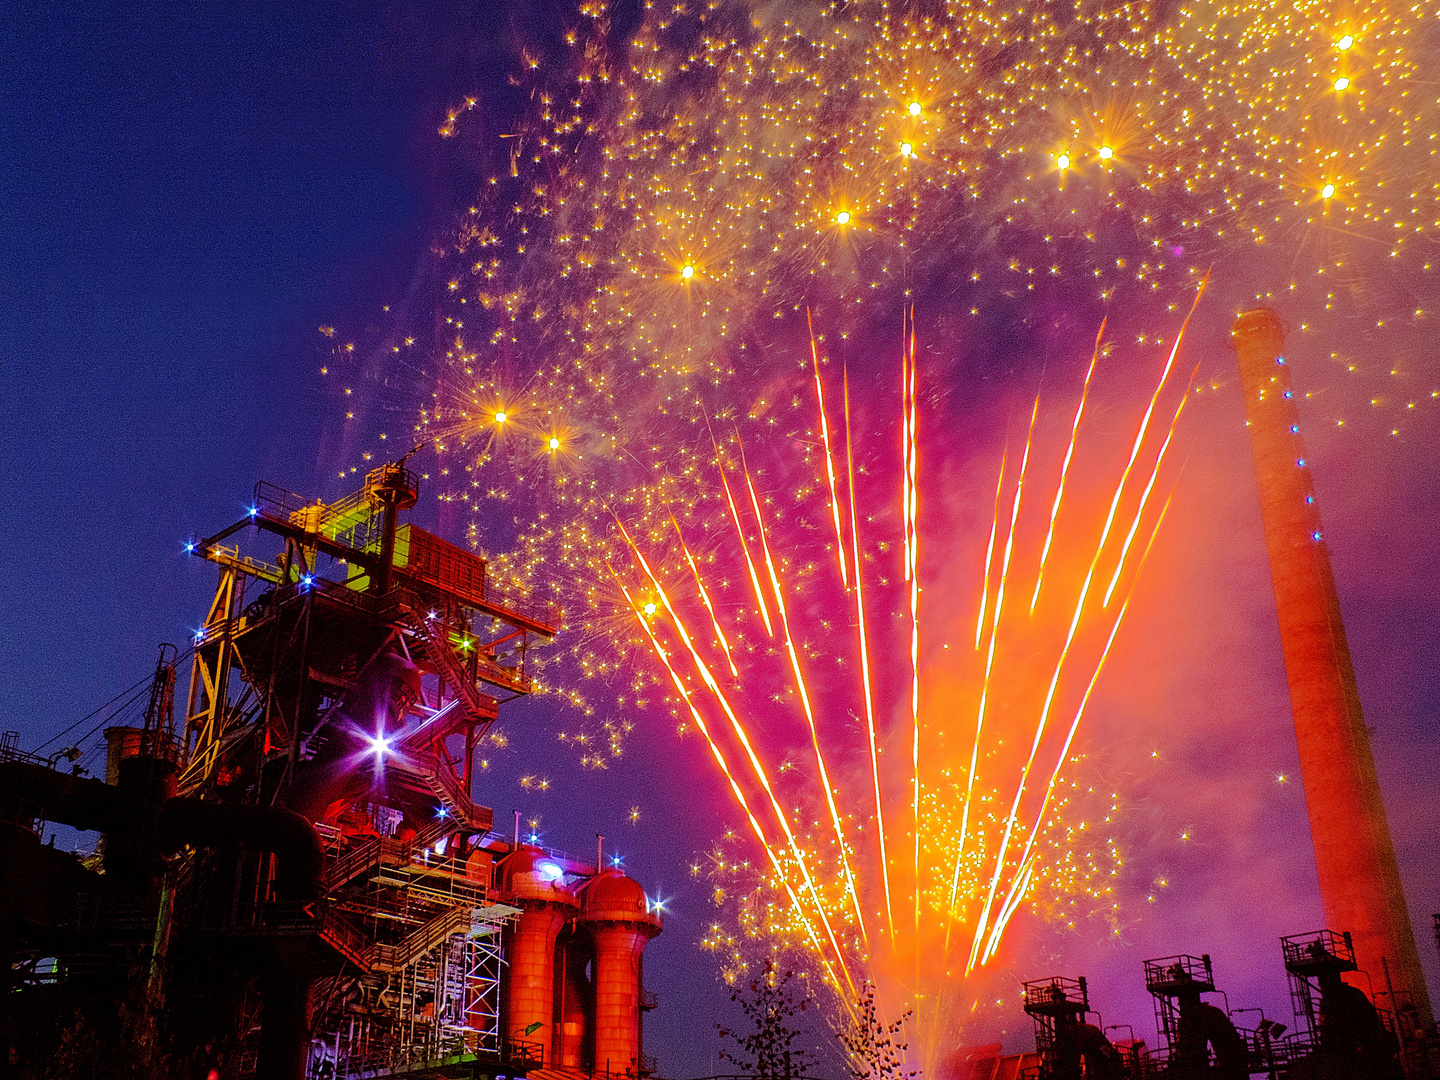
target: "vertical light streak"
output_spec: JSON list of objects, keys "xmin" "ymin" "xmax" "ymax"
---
[
  {"xmin": 809, "ymin": 310, "xmax": 849, "ymax": 588},
  {"xmin": 956, "ymin": 399, "xmax": 1039, "ymax": 864},
  {"xmin": 969, "ymin": 289, "xmax": 1204, "ymax": 968},
  {"xmin": 844, "ymin": 365, "xmax": 895, "ymax": 943},
  {"xmin": 982, "ymin": 861, "xmax": 1037, "ymax": 963},
  {"xmin": 670, "ymin": 513, "xmax": 739, "ymax": 677},
  {"xmin": 904, "ymin": 316, "xmax": 921, "ymax": 937},
  {"xmin": 901, "ymin": 309, "xmax": 915, "ymax": 584},
  {"xmin": 622, "ymin": 578, "xmax": 846, "ymax": 993},
  {"xmin": 981, "ymin": 492, "xmax": 1175, "ymax": 962},
  {"xmin": 1100, "ymin": 364, "xmax": 1198, "ymax": 606},
  {"xmin": 719, "ymin": 465, "xmax": 775, "ymax": 637},
  {"xmin": 1030, "ymin": 321, "xmax": 1106, "ymax": 614},
  {"xmin": 974, "ymin": 453, "xmax": 1009, "ymax": 649},
  {"xmin": 740, "ymin": 461, "xmax": 869, "ymax": 949},
  {"xmin": 616, "ymin": 519, "xmax": 857, "ymax": 995},
  {"xmin": 945, "ymin": 398, "xmax": 1040, "ymax": 972}
]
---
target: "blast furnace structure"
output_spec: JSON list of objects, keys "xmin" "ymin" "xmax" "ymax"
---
[{"xmin": 0, "ymin": 464, "xmax": 661, "ymax": 1080}]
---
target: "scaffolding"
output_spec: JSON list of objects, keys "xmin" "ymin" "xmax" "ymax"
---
[
  {"xmin": 1142, "ymin": 953, "xmax": 1217, "ymax": 1056},
  {"xmin": 1022, "ymin": 975, "xmax": 1093, "ymax": 1079},
  {"xmin": 178, "ymin": 465, "xmax": 556, "ymax": 807},
  {"xmin": 1281, "ymin": 929, "xmax": 1358, "ymax": 1040}
]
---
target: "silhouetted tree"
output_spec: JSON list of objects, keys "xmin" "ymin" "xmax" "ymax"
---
[
  {"xmin": 840, "ymin": 985, "xmax": 915, "ymax": 1080},
  {"xmin": 718, "ymin": 959, "xmax": 816, "ymax": 1080}
]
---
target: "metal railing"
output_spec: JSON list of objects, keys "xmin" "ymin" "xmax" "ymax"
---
[{"xmin": 335, "ymin": 1037, "xmax": 543, "ymax": 1079}]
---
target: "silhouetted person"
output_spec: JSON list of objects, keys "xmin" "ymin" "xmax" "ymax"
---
[
  {"xmin": 1168, "ymin": 966, "xmax": 1248, "ymax": 1079},
  {"xmin": 1048, "ymin": 991, "xmax": 1124, "ymax": 1080}
]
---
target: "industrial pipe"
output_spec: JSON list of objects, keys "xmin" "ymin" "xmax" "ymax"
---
[
  {"xmin": 1231, "ymin": 309, "xmax": 1433, "ymax": 1029},
  {"xmin": 0, "ymin": 759, "xmax": 125, "ymax": 833}
]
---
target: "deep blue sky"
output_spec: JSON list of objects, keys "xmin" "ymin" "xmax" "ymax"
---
[{"xmin": 0, "ymin": 2, "xmax": 738, "ymax": 1073}]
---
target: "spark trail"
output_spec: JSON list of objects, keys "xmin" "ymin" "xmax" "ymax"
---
[
  {"xmin": 621, "ymin": 576, "xmax": 837, "ymax": 980},
  {"xmin": 904, "ymin": 317, "xmax": 921, "ymax": 937},
  {"xmin": 587, "ymin": 302, "xmax": 1200, "ymax": 1055},
  {"xmin": 966, "ymin": 288, "xmax": 1204, "ymax": 968},
  {"xmin": 1031, "ymin": 322, "xmax": 1105, "ymax": 614},
  {"xmin": 615, "ymin": 518, "xmax": 858, "ymax": 994},
  {"xmin": 982, "ymin": 491, "xmax": 1177, "ymax": 962},
  {"xmin": 741, "ymin": 448, "xmax": 869, "ymax": 947}
]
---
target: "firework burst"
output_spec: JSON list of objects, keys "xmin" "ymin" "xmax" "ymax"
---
[{"xmin": 323, "ymin": 0, "xmax": 1440, "ymax": 1063}]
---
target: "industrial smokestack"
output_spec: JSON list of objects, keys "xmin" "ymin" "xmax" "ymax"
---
[{"xmin": 1231, "ymin": 308, "xmax": 1433, "ymax": 1027}]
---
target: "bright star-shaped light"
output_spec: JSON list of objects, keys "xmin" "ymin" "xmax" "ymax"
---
[
  {"xmin": 835, "ymin": 210, "xmax": 851, "ymax": 224},
  {"xmin": 908, "ymin": 101, "xmax": 922, "ymax": 116},
  {"xmin": 680, "ymin": 264, "xmax": 695, "ymax": 279},
  {"xmin": 1098, "ymin": 145, "xmax": 1114, "ymax": 160},
  {"xmin": 1057, "ymin": 152, "xmax": 1071, "ymax": 170},
  {"xmin": 494, "ymin": 410, "xmax": 507, "ymax": 424},
  {"xmin": 1337, "ymin": 34, "xmax": 1354, "ymax": 49},
  {"xmin": 1333, "ymin": 76, "xmax": 1350, "ymax": 91}
]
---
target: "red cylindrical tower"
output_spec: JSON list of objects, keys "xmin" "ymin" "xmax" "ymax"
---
[
  {"xmin": 580, "ymin": 870, "xmax": 662, "ymax": 1078},
  {"xmin": 497, "ymin": 846, "xmax": 580, "ymax": 1059},
  {"xmin": 1232, "ymin": 309, "xmax": 1433, "ymax": 1026}
]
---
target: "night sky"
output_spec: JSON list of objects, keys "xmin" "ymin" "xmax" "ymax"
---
[{"xmin": 3, "ymin": 2, "xmax": 1437, "ymax": 1076}]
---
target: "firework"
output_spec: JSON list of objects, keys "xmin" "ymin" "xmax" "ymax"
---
[
  {"xmin": 600, "ymin": 308, "xmax": 1194, "ymax": 1074},
  {"xmin": 322, "ymin": 0, "xmax": 1440, "ymax": 1061}
]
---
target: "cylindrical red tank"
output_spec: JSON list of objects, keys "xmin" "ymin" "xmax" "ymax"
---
[
  {"xmin": 580, "ymin": 870, "xmax": 662, "ymax": 1078},
  {"xmin": 1232, "ymin": 309, "xmax": 1433, "ymax": 1027},
  {"xmin": 496, "ymin": 846, "xmax": 580, "ymax": 1058}
]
